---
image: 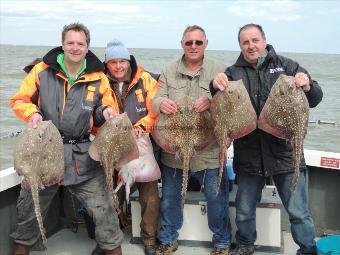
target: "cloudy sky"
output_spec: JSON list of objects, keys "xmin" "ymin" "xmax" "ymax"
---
[{"xmin": 1, "ymin": 0, "xmax": 339, "ymax": 54}]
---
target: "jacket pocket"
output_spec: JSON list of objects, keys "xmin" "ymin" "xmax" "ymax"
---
[
  {"xmin": 199, "ymin": 79, "xmax": 213, "ymax": 98},
  {"xmin": 77, "ymin": 99, "xmax": 95, "ymax": 136},
  {"xmin": 72, "ymin": 142, "xmax": 100, "ymax": 176},
  {"xmin": 167, "ymin": 78, "xmax": 187, "ymax": 100}
]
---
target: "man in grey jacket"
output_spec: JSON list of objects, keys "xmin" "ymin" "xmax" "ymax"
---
[
  {"xmin": 152, "ymin": 25, "xmax": 231, "ymax": 255},
  {"xmin": 211, "ymin": 23, "xmax": 323, "ymax": 255},
  {"xmin": 10, "ymin": 23, "xmax": 122, "ymax": 255}
]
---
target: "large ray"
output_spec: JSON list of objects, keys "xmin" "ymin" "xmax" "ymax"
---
[
  {"xmin": 258, "ymin": 74, "xmax": 309, "ymax": 190},
  {"xmin": 210, "ymin": 80, "xmax": 257, "ymax": 192},
  {"xmin": 14, "ymin": 121, "xmax": 64, "ymax": 243},
  {"xmin": 89, "ymin": 113, "xmax": 139, "ymax": 213},
  {"xmin": 153, "ymin": 96, "xmax": 214, "ymax": 206}
]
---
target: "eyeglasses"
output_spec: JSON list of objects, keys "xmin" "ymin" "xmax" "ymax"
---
[{"xmin": 184, "ymin": 40, "xmax": 204, "ymax": 47}]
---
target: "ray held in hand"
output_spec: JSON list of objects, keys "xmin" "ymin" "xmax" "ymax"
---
[
  {"xmin": 153, "ymin": 96, "xmax": 214, "ymax": 206},
  {"xmin": 89, "ymin": 113, "xmax": 139, "ymax": 213},
  {"xmin": 258, "ymin": 74, "xmax": 309, "ymax": 190},
  {"xmin": 14, "ymin": 120, "xmax": 64, "ymax": 243},
  {"xmin": 210, "ymin": 79, "xmax": 257, "ymax": 193}
]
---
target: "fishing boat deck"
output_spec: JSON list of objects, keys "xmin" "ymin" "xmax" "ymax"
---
[
  {"xmin": 2, "ymin": 148, "xmax": 339, "ymax": 255},
  {"xmin": 29, "ymin": 225, "xmax": 301, "ymax": 255}
]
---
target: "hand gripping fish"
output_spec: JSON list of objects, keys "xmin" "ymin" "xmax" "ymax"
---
[
  {"xmin": 210, "ymin": 80, "xmax": 257, "ymax": 193},
  {"xmin": 89, "ymin": 113, "xmax": 139, "ymax": 213},
  {"xmin": 14, "ymin": 120, "xmax": 65, "ymax": 243},
  {"xmin": 258, "ymin": 74, "xmax": 309, "ymax": 191},
  {"xmin": 152, "ymin": 96, "xmax": 214, "ymax": 206}
]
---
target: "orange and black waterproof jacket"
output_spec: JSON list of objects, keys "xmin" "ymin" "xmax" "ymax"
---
[
  {"xmin": 105, "ymin": 55, "xmax": 159, "ymax": 133},
  {"xmin": 9, "ymin": 47, "xmax": 119, "ymax": 185}
]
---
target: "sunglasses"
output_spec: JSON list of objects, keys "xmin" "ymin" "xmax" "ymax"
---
[{"xmin": 184, "ymin": 40, "xmax": 204, "ymax": 47}]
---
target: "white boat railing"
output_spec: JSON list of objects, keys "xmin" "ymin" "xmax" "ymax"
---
[
  {"xmin": 1, "ymin": 148, "xmax": 339, "ymax": 193},
  {"xmin": 0, "ymin": 167, "xmax": 22, "ymax": 192}
]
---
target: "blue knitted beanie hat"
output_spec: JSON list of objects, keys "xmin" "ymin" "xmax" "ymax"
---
[{"xmin": 105, "ymin": 39, "xmax": 130, "ymax": 63}]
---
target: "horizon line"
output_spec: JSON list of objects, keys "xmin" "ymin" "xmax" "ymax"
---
[{"xmin": 0, "ymin": 43, "xmax": 338, "ymax": 55}]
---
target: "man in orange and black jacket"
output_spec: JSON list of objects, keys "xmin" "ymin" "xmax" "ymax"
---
[
  {"xmin": 9, "ymin": 23, "xmax": 123, "ymax": 255},
  {"xmin": 100, "ymin": 39, "xmax": 160, "ymax": 255}
]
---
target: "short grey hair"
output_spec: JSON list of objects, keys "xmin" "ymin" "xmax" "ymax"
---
[{"xmin": 182, "ymin": 25, "xmax": 207, "ymax": 40}]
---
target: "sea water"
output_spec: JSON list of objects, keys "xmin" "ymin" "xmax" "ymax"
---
[{"xmin": 1, "ymin": 45, "xmax": 339, "ymax": 170}]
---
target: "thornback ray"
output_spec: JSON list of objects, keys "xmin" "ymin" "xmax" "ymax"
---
[
  {"xmin": 14, "ymin": 120, "xmax": 64, "ymax": 243},
  {"xmin": 152, "ymin": 96, "xmax": 214, "ymax": 206},
  {"xmin": 89, "ymin": 113, "xmax": 139, "ymax": 213},
  {"xmin": 258, "ymin": 74, "xmax": 309, "ymax": 191},
  {"xmin": 210, "ymin": 80, "xmax": 257, "ymax": 193}
]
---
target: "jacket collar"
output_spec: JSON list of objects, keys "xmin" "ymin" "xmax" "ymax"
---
[
  {"xmin": 178, "ymin": 54, "xmax": 208, "ymax": 76},
  {"xmin": 234, "ymin": 44, "xmax": 276, "ymax": 67},
  {"xmin": 42, "ymin": 46, "xmax": 105, "ymax": 73}
]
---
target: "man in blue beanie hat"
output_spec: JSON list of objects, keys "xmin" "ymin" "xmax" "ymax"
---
[
  {"xmin": 105, "ymin": 39, "xmax": 131, "ymax": 61},
  {"xmin": 92, "ymin": 39, "xmax": 160, "ymax": 255}
]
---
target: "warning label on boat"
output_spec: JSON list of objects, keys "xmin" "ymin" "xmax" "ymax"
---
[{"xmin": 320, "ymin": 157, "xmax": 340, "ymax": 169}]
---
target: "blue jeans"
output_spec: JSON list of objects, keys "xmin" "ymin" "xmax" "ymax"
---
[
  {"xmin": 235, "ymin": 171, "xmax": 317, "ymax": 254},
  {"xmin": 158, "ymin": 165, "xmax": 231, "ymax": 248}
]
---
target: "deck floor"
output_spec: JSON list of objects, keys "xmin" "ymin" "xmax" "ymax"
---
[{"xmin": 29, "ymin": 225, "xmax": 300, "ymax": 255}]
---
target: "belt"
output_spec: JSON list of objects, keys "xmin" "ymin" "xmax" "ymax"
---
[{"xmin": 62, "ymin": 135, "xmax": 90, "ymax": 144}]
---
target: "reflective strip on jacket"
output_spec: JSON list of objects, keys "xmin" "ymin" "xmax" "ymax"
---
[
  {"xmin": 106, "ymin": 55, "xmax": 159, "ymax": 133},
  {"xmin": 9, "ymin": 47, "xmax": 119, "ymax": 185}
]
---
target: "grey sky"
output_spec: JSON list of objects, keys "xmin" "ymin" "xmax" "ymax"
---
[{"xmin": 1, "ymin": 0, "xmax": 339, "ymax": 54}]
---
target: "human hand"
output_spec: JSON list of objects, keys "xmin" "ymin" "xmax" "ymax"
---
[
  {"xmin": 103, "ymin": 107, "xmax": 118, "ymax": 120},
  {"xmin": 294, "ymin": 72, "xmax": 310, "ymax": 92},
  {"xmin": 213, "ymin": 73, "xmax": 229, "ymax": 91},
  {"xmin": 194, "ymin": 96, "xmax": 210, "ymax": 112},
  {"xmin": 28, "ymin": 112, "xmax": 43, "ymax": 129},
  {"xmin": 160, "ymin": 99, "xmax": 177, "ymax": 114}
]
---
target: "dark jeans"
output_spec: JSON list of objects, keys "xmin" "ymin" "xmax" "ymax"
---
[
  {"xmin": 158, "ymin": 165, "xmax": 232, "ymax": 248},
  {"xmin": 235, "ymin": 171, "xmax": 317, "ymax": 254},
  {"xmin": 11, "ymin": 174, "xmax": 123, "ymax": 251}
]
